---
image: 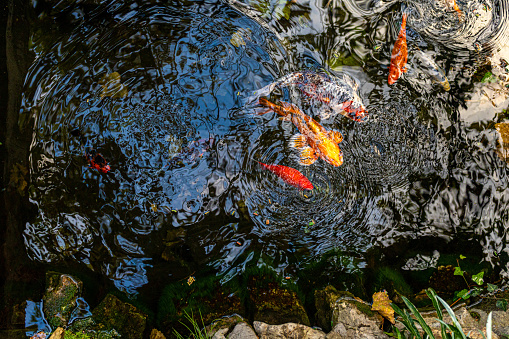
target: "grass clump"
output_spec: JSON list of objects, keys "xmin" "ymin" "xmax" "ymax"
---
[
  {"xmin": 173, "ymin": 310, "xmax": 212, "ymax": 339},
  {"xmin": 388, "ymin": 287, "xmax": 493, "ymax": 339}
]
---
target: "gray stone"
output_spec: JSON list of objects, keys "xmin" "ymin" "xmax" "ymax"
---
[
  {"xmin": 328, "ymin": 300, "xmax": 389, "ymax": 339},
  {"xmin": 228, "ymin": 322, "xmax": 258, "ymax": 339},
  {"xmin": 254, "ymin": 321, "xmax": 326, "ymax": 339},
  {"xmin": 212, "ymin": 328, "xmax": 229, "ymax": 339}
]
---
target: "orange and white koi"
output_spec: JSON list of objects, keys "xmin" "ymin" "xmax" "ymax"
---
[
  {"xmin": 258, "ymin": 98, "xmax": 344, "ymax": 167},
  {"xmin": 258, "ymin": 162, "xmax": 314, "ymax": 190},
  {"xmin": 445, "ymin": 0, "xmax": 463, "ymax": 19},
  {"xmin": 388, "ymin": 13, "xmax": 408, "ymax": 85},
  {"xmin": 250, "ymin": 71, "xmax": 367, "ymax": 122}
]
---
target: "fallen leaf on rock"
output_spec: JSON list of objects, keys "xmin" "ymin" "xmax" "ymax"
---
[{"xmin": 371, "ymin": 290, "xmax": 395, "ymax": 324}]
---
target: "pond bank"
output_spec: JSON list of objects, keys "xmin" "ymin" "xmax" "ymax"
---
[{"xmin": 13, "ymin": 270, "xmax": 509, "ymax": 339}]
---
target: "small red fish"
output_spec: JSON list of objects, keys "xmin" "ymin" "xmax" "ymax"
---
[
  {"xmin": 86, "ymin": 151, "xmax": 110, "ymax": 173},
  {"xmin": 388, "ymin": 13, "xmax": 408, "ymax": 85},
  {"xmin": 258, "ymin": 162, "xmax": 314, "ymax": 190}
]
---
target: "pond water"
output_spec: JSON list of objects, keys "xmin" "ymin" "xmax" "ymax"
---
[{"xmin": 18, "ymin": 0, "xmax": 509, "ymax": 312}]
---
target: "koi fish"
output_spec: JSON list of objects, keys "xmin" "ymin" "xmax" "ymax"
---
[
  {"xmin": 86, "ymin": 150, "xmax": 111, "ymax": 173},
  {"xmin": 70, "ymin": 127, "xmax": 111, "ymax": 173},
  {"xmin": 412, "ymin": 50, "xmax": 450, "ymax": 91},
  {"xmin": 258, "ymin": 98, "xmax": 344, "ymax": 167},
  {"xmin": 444, "ymin": 0, "xmax": 463, "ymax": 19},
  {"xmin": 388, "ymin": 13, "xmax": 408, "ymax": 85},
  {"xmin": 250, "ymin": 71, "xmax": 367, "ymax": 122},
  {"xmin": 258, "ymin": 162, "xmax": 314, "ymax": 190}
]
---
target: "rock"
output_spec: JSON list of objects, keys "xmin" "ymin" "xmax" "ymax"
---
[
  {"xmin": 491, "ymin": 310, "xmax": 509, "ymax": 337},
  {"xmin": 48, "ymin": 328, "xmax": 64, "ymax": 339},
  {"xmin": 43, "ymin": 272, "xmax": 82, "ymax": 328},
  {"xmin": 92, "ymin": 294, "xmax": 147, "ymax": 339},
  {"xmin": 212, "ymin": 328, "xmax": 229, "ymax": 339},
  {"xmin": 206, "ymin": 315, "xmax": 246, "ymax": 338},
  {"xmin": 150, "ymin": 328, "xmax": 166, "ymax": 339},
  {"xmin": 314, "ymin": 286, "xmax": 344, "ymax": 332},
  {"xmin": 328, "ymin": 298, "xmax": 388, "ymax": 339},
  {"xmin": 228, "ymin": 322, "xmax": 259, "ymax": 339},
  {"xmin": 254, "ymin": 321, "xmax": 326, "ymax": 339},
  {"xmin": 250, "ymin": 282, "xmax": 309, "ymax": 325}
]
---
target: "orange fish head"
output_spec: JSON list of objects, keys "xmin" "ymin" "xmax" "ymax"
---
[
  {"xmin": 299, "ymin": 179, "xmax": 314, "ymax": 191},
  {"xmin": 388, "ymin": 69, "xmax": 400, "ymax": 85},
  {"xmin": 319, "ymin": 142, "xmax": 343, "ymax": 167}
]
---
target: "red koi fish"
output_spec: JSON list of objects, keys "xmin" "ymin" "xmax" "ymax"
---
[
  {"xmin": 258, "ymin": 162, "xmax": 313, "ymax": 190},
  {"xmin": 388, "ymin": 13, "xmax": 408, "ymax": 85},
  {"xmin": 86, "ymin": 150, "xmax": 110, "ymax": 173},
  {"xmin": 258, "ymin": 98, "xmax": 344, "ymax": 167}
]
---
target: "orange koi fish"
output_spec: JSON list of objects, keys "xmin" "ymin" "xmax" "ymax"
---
[
  {"xmin": 258, "ymin": 162, "xmax": 313, "ymax": 190},
  {"xmin": 258, "ymin": 98, "xmax": 344, "ymax": 167},
  {"xmin": 388, "ymin": 13, "xmax": 408, "ymax": 85},
  {"xmin": 445, "ymin": 0, "xmax": 463, "ymax": 19}
]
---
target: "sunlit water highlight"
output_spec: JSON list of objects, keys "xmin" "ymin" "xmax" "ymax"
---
[{"xmin": 21, "ymin": 0, "xmax": 509, "ymax": 295}]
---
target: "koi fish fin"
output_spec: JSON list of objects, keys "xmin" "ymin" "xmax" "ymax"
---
[
  {"xmin": 245, "ymin": 82, "xmax": 277, "ymax": 105},
  {"xmin": 298, "ymin": 147, "xmax": 318, "ymax": 166},
  {"xmin": 289, "ymin": 134, "xmax": 308, "ymax": 149},
  {"xmin": 256, "ymin": 108, "xmax": 274, "ymax": 116},
  {"xmin": 330, "ymin": 130, "xmax": 343, "ymax": 144}
]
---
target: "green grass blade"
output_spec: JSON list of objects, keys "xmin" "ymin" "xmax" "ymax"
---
[
  {"xmin": 392, "ymin": 302, "xmax": 420, "ymax": 338},
  {"xmin": 486, "ymin": 311, "xmax": 492, "ymax": 339},
  {"xmin": 402, "ymin": 296, "xmax": 434, "ymax": 339},
  {"xmin": 404, "ymin": 308, "xmax": 422, "ymax": 339},
  {"xmin": 436, "ymin": 296, "xmax": 467, "ymax": 339},
  {"xmin": 426, "ymin": 288, "xmax": 449, "ymax": 338}
]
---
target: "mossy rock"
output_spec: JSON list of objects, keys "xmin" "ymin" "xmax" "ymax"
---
[
  {"xmin": 157, "ymin": 274, "xmax": 244, "ymax": 338},
  {"xmin": 92, "ymin": 294, "xmax": 147, "ymax": 339},
  {"xmin": 43, "ymin": 272, "xmax": 82, "ymax": 328},
  {"xmin": 314, "ymin": 286, "xmax": 356, "ymax": 331}
]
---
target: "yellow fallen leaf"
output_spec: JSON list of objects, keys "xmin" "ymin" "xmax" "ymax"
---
[
  {"xmin": 371, "ymin": 290, "xmax": 395, "ymax": 324},
  {"xmin": 187, "ymin": 276, "xmax": 195, "ymax": 286},
  {"xmin": 99, "ymin": 72, "xmax": 128, "ymax": 99}
]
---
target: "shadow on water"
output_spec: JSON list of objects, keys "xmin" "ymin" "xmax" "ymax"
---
[{"xmin": 3, "ymin": 0, "xmax": 509, "ymax": 334}]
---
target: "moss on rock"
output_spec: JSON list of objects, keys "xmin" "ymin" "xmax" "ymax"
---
[
  {"xmin": 43, "ymin": 272, "xmax": 82, "ymax": 328},
  {"xmin": 92, "ymin": 294, "xmax": 147, "ymax": 339}
]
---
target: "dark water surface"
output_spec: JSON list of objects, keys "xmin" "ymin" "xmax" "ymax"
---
[{"xmin": 12, "ymin": 0, "xmax": 509, "ymax": 319}]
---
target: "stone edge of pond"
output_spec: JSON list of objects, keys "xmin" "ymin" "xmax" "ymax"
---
[{"xmin": 20, "ymin": 271, "xmax": 509, "ymax": 339}]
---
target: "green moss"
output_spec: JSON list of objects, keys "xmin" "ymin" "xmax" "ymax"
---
[
  {"xmin": 92, "ymin": 294, "xmax": 147, "ymax": 339},
  {"xmin": 64, "ymin": 331, "xmax": 92, "ymax": 339}
]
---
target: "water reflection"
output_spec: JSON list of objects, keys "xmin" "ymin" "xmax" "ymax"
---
[{"xmin": 21, "ymin": 0, "xmax": 509, "ymax": 296}]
